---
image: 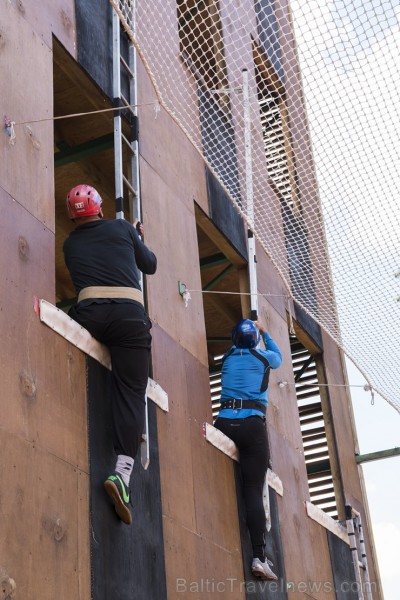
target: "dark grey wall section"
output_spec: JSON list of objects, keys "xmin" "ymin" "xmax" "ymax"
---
[
  {"xmin": 327, "ymin": 531, "xmax": 359, "ymax": 600},
  {"xmin": 255, "ymin": 0, "xmax": 285, "ymax": 85},
  {"xmin": 234, "ymin": 464, "xmax": 287, "ymax": 599},
  {"xmin": 199, "ymin": 87, "xmax": 241, "ymax": 202},
  {"xmin": 75, "ymin": 0, "xmax": 113, "ymax": 97},
  {"xmin": 294, "ymin": 301, "xmax": 323, "ymax": 350},
  {"xmin": 206, "ymin": 167, "xmax": 248, "ymax": 260},
  {"xmin": 281, "ymin": 201, "xmax": 323, "ymax": 348},
  {"xmin": 87, "ymin": 358, "xmax": 167, "ymax": 600}
]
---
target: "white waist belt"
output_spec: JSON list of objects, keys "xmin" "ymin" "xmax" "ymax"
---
[{"xmin": 78, "ymin": 286, "xmax": 144, "ymax": 305}]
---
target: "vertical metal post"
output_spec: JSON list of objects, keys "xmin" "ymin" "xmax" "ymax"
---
[
  {"xmin": 129, "ymin": 0, "xmax": 141, "ymax": 225},
  {"xmin": 112, "ymin": 3, "xmax": 149, "ymax": 468},
  {"xmin": 242, "ymin": 68, "xmax": 258, "ymax": 321},
  {"xmin": 129, "ymin": 1, "xmax": 149, "ymax": 470},
  {"xmin": 112, "ymin": 9, "xmax": 125, "ymax": 220}
]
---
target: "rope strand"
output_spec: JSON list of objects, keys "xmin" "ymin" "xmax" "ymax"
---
[{"xmin": 12, "ymin": 101, "xmax": 159, "ymax": 127}]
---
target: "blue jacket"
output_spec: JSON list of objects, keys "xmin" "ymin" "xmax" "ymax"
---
[{"xmin": 218, "ymin": 333, "xmax": 282, "ymax": 419}]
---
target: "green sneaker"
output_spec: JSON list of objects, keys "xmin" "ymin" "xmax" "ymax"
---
[{"xmin": 104, "ymin": 474, "xmax": 132, "ymax": 525}]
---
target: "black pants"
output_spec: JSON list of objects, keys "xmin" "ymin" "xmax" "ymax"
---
[
  {"xmin": 214, "ymin": 416, "xmax": 269, "ymax": 560},
  {"xmin": 69, "ymin": 302, "xmax": 152, "ymax": 460}
]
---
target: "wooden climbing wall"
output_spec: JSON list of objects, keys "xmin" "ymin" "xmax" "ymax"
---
[
  {"xmin": 87, "ymin": 358, "xmax": 167, "ymax": 600},
  {"xmin": 0, "ymin": 189, "xmax": 90, "ymax": 598},
  {"xmin": 0, "ymin": 1, "xmax": 90, "ymax": 596},
  {"xmin": 0, "ymin": 0, "xmax": 382, "ymax": 598}
]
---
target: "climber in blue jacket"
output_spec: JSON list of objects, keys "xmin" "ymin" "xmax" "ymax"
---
[{"xmin": 214, "ymin": 319, "xmax": 282, "ymax": 581}]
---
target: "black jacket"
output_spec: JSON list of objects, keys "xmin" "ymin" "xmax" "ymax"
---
[{"xmin": 63, "ymin": 219, "xmax": 157, "ymax": 296}]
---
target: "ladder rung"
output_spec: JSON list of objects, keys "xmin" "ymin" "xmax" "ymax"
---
[
  {"xmin": 121, "ymin": 132, "xmax": 136, "ymax": 154},
  {"xmin": 120, "ymin": 54, "xmax": 135, "ymax": 79},
  {"xmin": 122, "ymin": 175, "xmax": 137, "ymax": 197},
  {"xmin": 120, "ymin": 93, "xmax": 135, "ymax": 115}
]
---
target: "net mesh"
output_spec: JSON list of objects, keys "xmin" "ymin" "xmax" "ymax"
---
[{"xmin": 111, "ymin": 0, "xmax": 400, "ymax": 413}]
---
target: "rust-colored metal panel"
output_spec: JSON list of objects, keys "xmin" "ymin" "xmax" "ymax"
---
[
  {"xmin": 0, "ymin": 1, "xmax": 54, "ymax": 229},
  {"xmin": 0, "ymin": 430, "xmax": 90, "ymax": 600}
]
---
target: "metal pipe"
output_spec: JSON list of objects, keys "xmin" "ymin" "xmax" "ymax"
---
[
  {"xmin": 355, "ymin": 447, "xmax": 400, "ymax": 463},
  {"xmin": 242, "ymin": 68, "xmax": 258, "ymax": 320}
]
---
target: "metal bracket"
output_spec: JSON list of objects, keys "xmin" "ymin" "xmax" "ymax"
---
[{"xmin": 178, "ymin": 280, "xmax": 187, "ymax": 296}]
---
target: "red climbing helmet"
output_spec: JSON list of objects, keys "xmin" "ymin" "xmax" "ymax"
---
[{"xmin": 66, "ymin": 184, "xmax": 103, "ymax": 219}]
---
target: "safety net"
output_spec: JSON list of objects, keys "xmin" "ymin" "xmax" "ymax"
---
[{"xmin": 110, "ymin": 0, "xmax": 400, "ymax": 413}]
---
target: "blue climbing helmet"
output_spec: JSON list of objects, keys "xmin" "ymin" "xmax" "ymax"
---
[{"xmin": 231, "ymin": 319, "xmax": 260, "ymax": 349}]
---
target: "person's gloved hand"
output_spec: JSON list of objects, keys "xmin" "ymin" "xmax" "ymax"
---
[
  {"xmin": 133, "ymin": 218, "xmax": 144, "ymax": 236},
  {"xmin": 254, "ymin": 320, "xmax": 266, "ymax": 335}
]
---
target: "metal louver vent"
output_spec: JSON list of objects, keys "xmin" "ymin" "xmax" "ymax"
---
[
  {"xmin": 257, "ymin": 84, "xmax": 293, "ymax": 206},
  {"xmin": 291, "ymin": 336, "xmax": 338, "ymax": 519}
]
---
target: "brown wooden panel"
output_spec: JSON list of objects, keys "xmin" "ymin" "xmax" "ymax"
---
[
  {"xmin": 138, "ymin": 59, "xmax": 209, "ymax": 216},
  {"xmin": 0, "ymin": 2, "xmax": 54, "ymax": 229},
  {"xmin": 259, "ymin": 304, "xmax": 306, "ymax": 452},
  {"xmin": 152, "ymin": 325, "xmax": 245, "ymax": 593},
  {"xmin": 320, "ymin": 332, "xmax": 381, "ymax": 593},
  {"xmin": 142, "ymin": 160, "xmax": 209, "ymax": 365},
  {"xmin": 267, "ymin": 432, "xmax": 335, "ymax": 598},
  {"xmin": 0, "ymin": 430, "xmax": 90, "ymax": 600},
  {"xmin": 152, "ymin": 325, "xmax": 197, "ymax": 530},
  {"xmin": 184, "ymin": 349, "xmax": 242, "ymax": 551},
  {"xmin": 0, "ymin": 188, "xmax": 88, "ymax": 468},
  {"xmin": 7, "ymin": 0, "xmax": 76, "ymax": 52},
  {"xmin": 163, "ymin": 514, "xmax": 245, "ymax": 600},
  {"xmin": 256, "ymin": 240, "xmax": 291, "ymax": 322},
  {"xmin": 77, "ymin": 468, "xmax": 91, "ymax": 598}
]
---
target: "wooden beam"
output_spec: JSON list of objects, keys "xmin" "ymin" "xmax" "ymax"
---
[
  {"xmin": 55, "ymin": 134, "xmax": 114, "ymax": 167},
  {"xmin": 39, "ymin": 300, "xmax": 168, "ymax": 412},
  {"xmin": 206, "ymin": 291, "xmax": 239, "ymax": 323},
  {"xmin": 203, "ymin": 264, "xmax": 234, "ymax": 291},
  {"xmin": 195, "ymin": 204, "xmax": 247, "ymax": 268}
]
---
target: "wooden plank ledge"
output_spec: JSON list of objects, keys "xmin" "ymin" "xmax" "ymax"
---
[
  {"xmin": 305, "ymin": 501, "xmax": 349, "ymax": 545},
  {"xmin": 203, "ymin": 422, "xmax": 283, "ymax": 495},
  {"xmin": 39, "ymin": 299, "xmax": 168, "ymax": 412}
]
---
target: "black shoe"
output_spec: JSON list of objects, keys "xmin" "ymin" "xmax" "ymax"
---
[{"xmin": 104, "ymin": 474, "xmax": 132, "ymax": 525}]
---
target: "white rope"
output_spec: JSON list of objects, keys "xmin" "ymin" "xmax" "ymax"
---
[
  {"xmin": 9, "ymin": 102, "xmax": 158, "ymax": 127},
  {"xmin": 184, "ymin": 288, "xmax": 290, "ymax": 298},
  {"xmin": 279, "ymin": 381, "xmax": 375, "ymax": 405}
]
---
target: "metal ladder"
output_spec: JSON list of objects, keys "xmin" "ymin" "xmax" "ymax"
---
[
  {"xmin": 112, "ymin": 4, "xmax": 150, "ymax": 469},
  {"xmin": 345, "ymin": 504, "xmax": 373, "ymax": 600}
]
